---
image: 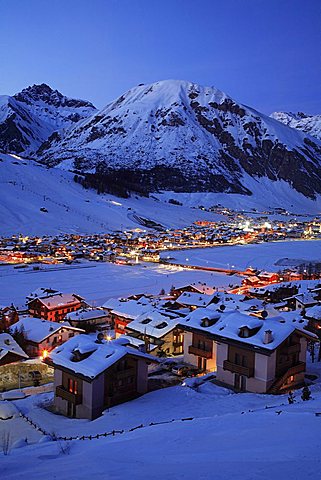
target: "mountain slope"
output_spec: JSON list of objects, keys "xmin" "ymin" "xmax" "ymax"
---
[
  {"xmin": 0, "ymin": 153, "xmax": 230, "ymax": 236},
  {"xmin": 0, "ymin": 84, "xmax": 97, "ymax": 156},
  {"xmin": 270, "ymin": 111, "xmax": 321, "ymax": 141},
  {"xmin": 39, "ymin": 80, "xmax": 321, "ymax": 199}
]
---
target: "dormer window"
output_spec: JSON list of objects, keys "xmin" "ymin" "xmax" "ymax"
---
[
  {"xmin": 141, "ymin": 318, "xmax": 151, "ymax": 324},
  {"xmin": 238, "ymin": 326, "xmax": 261, "ymax": 338},
  {"xmin": 201, "ymin": 318, "xmax": 217, "ymax": 328},
  {"xmin": 155, "ymin": 322, "xmax": 167, "ymax": 329}
]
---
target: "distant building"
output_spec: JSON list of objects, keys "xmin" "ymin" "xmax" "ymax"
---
[
  {"xmin": 28, "ymin": 293, "xmax": 84, "ymax": 321},
  {"xmin": 65, "ymin": 308, "xmax": 110, "ymax": 331},
  {"xmin": 10, "ymin": 317, "xmax": 83, "ymax": 357},
  {"xmin": 125, "ymin": 309, "xmax": 184, "ymax": 356},
  {"xmin": 0, "ymin": 333, "xmax": 28, "ymax": 366}
]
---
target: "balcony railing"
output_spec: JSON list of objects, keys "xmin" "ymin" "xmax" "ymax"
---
[
  {"xmin": 269, "ymin": 362, "xmax": 306, "ymax": 393},
  {"xmin": 223, "ymin": 360, "xmax": 254, "ymax": 378},
  {"xmin": 56, "ymin": 385, "xmax": 82, "ymax": 405},
  {"xmin": 284, "ymin": 343, "xmax": 301, "ymax": 355},
  {"xmin": 188, "ymin": 345, "xmax": 212, "ymax": 359},
  {"xmin": 115, "ymin": 367, "xmax": 135, "ymax": 379},
  {"xmin": 276, "ymin": 360, "xmax": 305, "ymax": 379}
]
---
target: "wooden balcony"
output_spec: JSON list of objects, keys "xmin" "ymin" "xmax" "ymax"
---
[
  {"xmin": 269, "ymin": 362, "xmax": 306, "ymax": 393},
  {"xmin": 285, "ymin": 343, "xmax": 301, "ymax": 355},
  {"xmin": 56, "ymin": 385, "xmax": 82, "ymax": 405},
  {"xmin": 188, "ymin": 345, "xmax": 212, "ymax": 359},
  {"xmin": 223, "ymin": 360, "xmax": 254, "ymax": 378},
  {"xmin": 276, "ymin": 360, "xmax": 305, "ymax": 379},
  {"xmin": 115, "ymin": 367, "xmax": 135, "ymax": 379}
]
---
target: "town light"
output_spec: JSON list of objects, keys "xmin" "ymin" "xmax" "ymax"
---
[{"xmin": 41, "ymin": 349, "xmax": 49, "ymax": 360}]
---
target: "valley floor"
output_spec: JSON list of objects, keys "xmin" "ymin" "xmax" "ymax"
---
[
  {"xmin": 162, "ymin": 239, "xmax": 321, "ymax": 272},
  {"xmin": 0, "ymin": 261, "xmax": 237, "ymax": 307}
]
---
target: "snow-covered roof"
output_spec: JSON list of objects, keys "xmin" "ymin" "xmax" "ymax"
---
[
  {"xmin": 0, "ymin": 333, "xmax": 28, "ymax": 361},
  {"xmin": 305, "ymin": 304, "xmax": 321, "ymax": 321},
  {"xmin": 29, "ymin": 293, "xmax": 82, "ymax": 310},
  {"xmin": 47, "ymin": 334, "xmax": 155, "ymax": 379},
  {"xmin": 109, "ymin": 299, "xmax": 153, "ymax": 320},
  {"xmin": 26, "ymin": 287, "xmax": 61, "ymax": 301},
  {"xmin": 180, "ymin": 308, "xmax": 316, "ymax": 351},
  {"xmin": 126, "ymin": 310, "xmax": 180, "ymax": 338},
  {"xmin": 177, "ymin": 282, "xmax": 216, "ymax": 295},
  {"xmin": 293, "ymin": 293, "xmax": 318, "ymax": 305},
  {"xmin": 176, "ymin": 291, "xmax": 214, "ymax": 308},
  {"xmin": 65, "ymin": 308, "xmax": 107, "ymax": 322},
  {"xmin": 10, "ymin": 317, "xmax": 83, "ymax": 343}
]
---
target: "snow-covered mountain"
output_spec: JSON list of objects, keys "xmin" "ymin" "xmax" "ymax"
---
[
  {"xmin": 270, "ymin": 111, "xmax": 321, "ymax": 141},
  {"xmin": 0, "ymin": 84, "xmax": 97, "ymax": 155},
  {"xmin": 38, "ymin": 79, "xmax": 321, "ymax": 199}
]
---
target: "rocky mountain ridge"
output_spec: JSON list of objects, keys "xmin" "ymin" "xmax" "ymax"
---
[{"xmin": 1, "ymin": 80, "xmax": 321, "ymax": 199}]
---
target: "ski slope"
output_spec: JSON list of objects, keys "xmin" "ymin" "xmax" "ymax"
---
[{"xmin": 0, "ymin": 153, "xmax": 223, "ymax": 235}]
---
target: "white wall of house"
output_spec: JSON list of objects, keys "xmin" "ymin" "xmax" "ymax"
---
[
  {"xmin": 216, "ymin": 344, "xmax": 276, "ymax": 393},
  {"xmin": 183, "ymin": 332, "xmax": 217, "ymax": 371}
]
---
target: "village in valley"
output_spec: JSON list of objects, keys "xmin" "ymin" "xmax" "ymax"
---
[
  {"xmin": 2, "ymin": 1, "xmax": 321, "ymax": 477},
  {"xmin": 1, "ymin": 213, "xmax": 321, "ymax": 429}
]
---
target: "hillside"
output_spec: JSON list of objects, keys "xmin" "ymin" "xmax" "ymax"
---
[
  {"xmin": 38, "ymin": 79, "xmax": 321, "ymax": 199},
  {"xmin": 0, "ymin": 153, "xmax": 225, "ymax": 236}
]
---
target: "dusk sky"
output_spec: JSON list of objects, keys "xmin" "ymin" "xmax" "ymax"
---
[{"xmin": 1, "ymin": 0, "xmax": 320, "ymax": 114}]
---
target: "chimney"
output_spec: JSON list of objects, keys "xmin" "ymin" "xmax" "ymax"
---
[
  {"xmin": 95, "ymin": 332, "xmax": 104, "ymax": 344},
  {"xmin": 263, "ymin": 329, "xmax": 273, "ymax": 344}
]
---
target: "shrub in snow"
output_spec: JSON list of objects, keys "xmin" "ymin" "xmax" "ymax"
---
[
  {"xmin": 301, "ymin": 385, "xmax": 312, "ymax": 401},
  {"xmin": 38, "ymin": 435, "xmax": 52, "ymax": 444},
  {"xmin": 12, "ymin": 438, "xmax": 28, "ymax": 449},
  {"xmin": 57, "ymin": 440, "xmax": 71, "ymax": 455},
  {"xmin": 0, "ymin": 401, "xmax": 19, "ymax": 420}
]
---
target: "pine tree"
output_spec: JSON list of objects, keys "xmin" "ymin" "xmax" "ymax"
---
[
  {"xmin": 301, "ymin": 385, "xmax": 312, "ymax": 401},
  {"xmin": 288, "ymin": 391, "xmax": 295, "ymax": 404}
]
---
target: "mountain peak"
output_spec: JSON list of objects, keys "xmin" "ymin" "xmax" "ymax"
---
[
  {"xmin": 14, "ymin": 83, "xmax": 96, "ymax": 109},
  {"xmin": 107, "ymin": 79, "xmax": 229, "ymax": 112}
]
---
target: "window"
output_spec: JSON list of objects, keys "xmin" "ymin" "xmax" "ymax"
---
[
  {"xmin": 68, "ymin": 378, "xmax": 78, "ymax": 394},
  {"xmin": 235, "ymin": 353, "xmax": 240, "ymax": 365}
]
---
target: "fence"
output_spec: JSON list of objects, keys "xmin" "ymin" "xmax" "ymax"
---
[
  {"xmin": 19, "ymin": 411, "xmax": 195, "ymax": 442},
  {"xmin": 19, "ymin": 399, "xmax": 320, "ymax": 443}
]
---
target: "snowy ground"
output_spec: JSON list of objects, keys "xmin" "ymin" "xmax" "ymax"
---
[
  {"xmin": 157, "ymin": 174, "xmax": 321, "ymax": 214},
  {"xmin": 0, "ymin": 261, "xmax": 238, "ymax": 306},
  {"xmin": 0, "ymin": 153, "xmax": 224, "ymax": 236},
  {"xmin": 1, "ymin": 365, "xmax": 321, "ymax": 479},
  {"xmin": 161, "ymin": 239, "xmax": 321, "ymax": 272}
]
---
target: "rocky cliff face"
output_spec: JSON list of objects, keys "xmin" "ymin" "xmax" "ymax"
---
[{"xmin": 0, "ymin": 84, "xmax": 97, "ymax": 155}]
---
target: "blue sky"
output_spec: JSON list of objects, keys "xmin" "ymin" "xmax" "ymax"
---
[{"xmin": 1, "ymin": 0, "xmax": 320, "ymax": 113}]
